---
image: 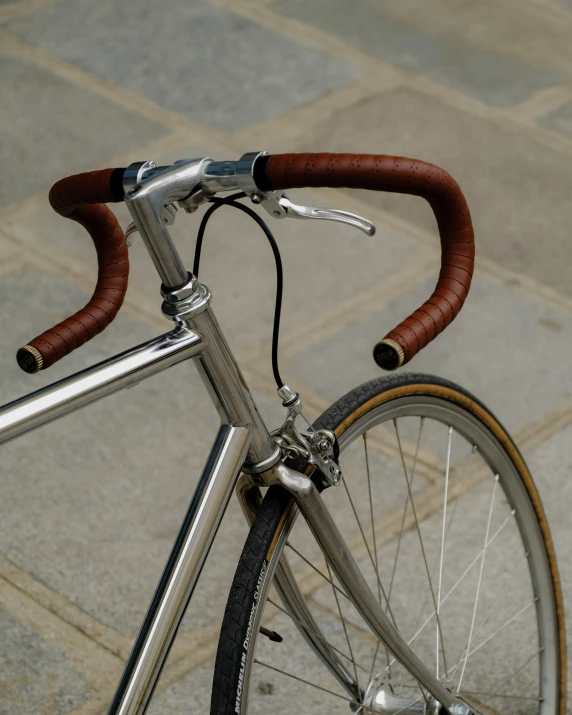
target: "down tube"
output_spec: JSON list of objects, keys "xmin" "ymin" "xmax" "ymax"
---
[{"xmin": 107, "ymin": 423, "xmax": 250, "ymax": 715}]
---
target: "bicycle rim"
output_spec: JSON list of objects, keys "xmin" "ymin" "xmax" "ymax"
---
[{"xmin": 211, "ymin": 374, "xmax": 565, "ymax": 715}]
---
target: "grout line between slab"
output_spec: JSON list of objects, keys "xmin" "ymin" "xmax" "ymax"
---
[
  {"xmin": 0, "ymin": 549, "xmax": 226, "ymax": 707},
  {"xmin": 504, "ymin": 0, "xmax": 572, "ymax": 25},
  {"xmin": 0, "ymin": 127, "xmax": 218, "ymax": 223},
  {"xmin": 0, "ymin": 29, "xmax": 236, "ymax": 148},
  {"xmin": 299, "ymin": 183, "xmax": 572, "ymax": 324},
  {"xmin": 0, "ymin": 573, "xmax": 122, "ymax": 690},
  {"xmin": 0, "ymin": 0, "xmax": 63, "ymax": 23},
  {"xmin": 69, "ymin": 626, "xmax": 221, "ymax": 715},
  {"xmin": 505, "ymin": 84, "xmax": 572, "ymax": 122},
  {"xmin": 233, "ymin": 77, "xmax": 400, "ymax": 148},
  {"xmin": 281, "ymin": 259, "xmax": 437, "ymax": 360},
  {"xmin": 0, "ymin": 552, "xmax": 131, "ymax": 659},
  {"xmin": 215, "ymin": 0, "xmax": 572, "ymax": 160},
  {"xmin": 1, "ymin": 218, "xmax": 167, "ymax": 330}
]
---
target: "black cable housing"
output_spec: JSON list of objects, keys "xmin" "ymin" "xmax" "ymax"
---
[{"xmin": 193, "ymin": 194, "xmax": 285, "ymax": 389}]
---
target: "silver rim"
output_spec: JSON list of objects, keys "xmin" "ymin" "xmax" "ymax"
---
[{"xmin": 241, "ymin": 391, "xmax": 560, "ymax": 715}]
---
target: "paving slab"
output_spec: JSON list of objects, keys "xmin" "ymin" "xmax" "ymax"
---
[
  {"xmin": 146, "ymin": 617, "xmax": 352, "ymax": 715},
  {"xmin": 0, "ymin": 607, "xmax": 89, "ymax": 714},
  {"xmin": 286, "ymin": 271, "xmax": 572, "ymax": 439},
  {"xmin": 276, "ymin": 0, "xmax": 566, "ymax": 107},
  {"xmin": 4, "ymin": 0, "xmax": 359, "ymax": 131},
  {"xmin": 0, "ymin": 54, "xmax": 166, "ymax": 208},
  {"xmin": 0, "ymin": 227, "xmax": 19, "ymax": 262},
  {"xmin": 295, "ymin": 86, "xmax": 572, "ymax": 300},
  {"xmin": 0, "ymin": 268, "xmax": 284, "ymax": 637}
]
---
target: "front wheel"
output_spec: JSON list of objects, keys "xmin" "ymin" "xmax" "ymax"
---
[{"xmin": 211, "ymin": 374, "xmax": 566, "ymax": 715}]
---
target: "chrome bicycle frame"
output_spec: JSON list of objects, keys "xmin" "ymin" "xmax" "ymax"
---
[{"xmin": 0, "ymin": 155, "xmax": 462, "ymax": 715}]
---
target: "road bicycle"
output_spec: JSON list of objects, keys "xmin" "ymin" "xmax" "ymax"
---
[{"xmin": 2, "ymin": 152, "xmax": 565, "ymax": 715}]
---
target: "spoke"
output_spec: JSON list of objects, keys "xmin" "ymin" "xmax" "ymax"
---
[
  {"xmin": 408, "ymin": 443, "xmax": 477, "ymax": 667},
  {"xmin": 436, "ymin": 425, "xmax": 453, "ymax": 678},
  {"xmin": 326, "ymin": 561, "xmax": 361, "ymax": 693},
  {"xmin": 363, "ymin": 431, "xmax": 393, "ymax": 683},
  {"xmin": 340, "ymin": 472, "xmax": 398, "ymax": 630},
  {"xmin": 267, "ymin": 597, "xmax": 372, "ymax": 677},
  {"xmin": 387, "ymin": 417, "xmax": 425, "ymax": 608},
  {"xmin": 393, "ymin": 419, "xmax": 448, "ymax": 675},
  {"xmin": 286, "ymin": 542, "xmax": 349, "ymax": 601},
  {"xmin": 380, "ymin": 507, "xmax": 516, "ymax": 680},
  {"xmin": 466, "ymin": 599, "xmax": 537, "ymax": 661},
  {"xmin": 446, "ymin": 598, "xmax": 538, "ymax": 684},
  {"xmin": 253, "ymin": 658, "xmax": 358, "ymax": 706},
  {"xmin": 477, "ymin": 649, "xmax": 542, "ymax": 712},
  {"xmin": 446, "ymin": 444, "xmax": 477, "ymax": 539},
  {"xmin": 254, "ymin": 658, "xmax": 423, "ymax": 715},
  {"xmin": 456, "ymin": 474, "xmax": 499, "ymax": 694},
  {"xmin": 374, "ymin": 418, "xmax": 425, "ymax": 694},
  {"xmin": 464, "ymin": 553, "xmax": 529, "ymax": 652}
]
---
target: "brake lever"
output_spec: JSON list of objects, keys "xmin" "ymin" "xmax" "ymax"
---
[
  {"xmin": 279, "ymin": 196, "xmax": 376, "ymax": 236},
  {"xmin": 251, "ymin": 190, "xmax": 376, "ymax": 237}
]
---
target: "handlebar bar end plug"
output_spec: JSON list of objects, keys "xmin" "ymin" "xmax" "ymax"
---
[
  {"xmin": 16, "ymin": 344, "xmax": 43, "ymax": 374},
  {"xmin": 373, "ymin": 338, "xmax": 405, "ymax": 371}
]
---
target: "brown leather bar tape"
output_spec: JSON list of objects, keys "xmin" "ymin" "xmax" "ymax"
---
[
  {"xmin": 262, "ymin": 153, "xmax": 474, "ymax": 370},
  {"xmin": 16, "ymin": 169, "xmax": 129, "ymax": 373}
]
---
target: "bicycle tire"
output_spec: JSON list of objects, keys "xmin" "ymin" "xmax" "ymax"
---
[{"xmin": 211, "ymin": 374, "xmax": 566, "ymax": 715}]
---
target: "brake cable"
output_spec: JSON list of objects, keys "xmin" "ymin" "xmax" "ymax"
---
[{"xmin": 192, "ymin": 193, "xmax": 285, "ymax": 389}]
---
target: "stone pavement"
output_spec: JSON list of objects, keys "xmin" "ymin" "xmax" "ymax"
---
[{"xmin": 1, "ymin": 0, "xmax": 572, "ymax": 712}]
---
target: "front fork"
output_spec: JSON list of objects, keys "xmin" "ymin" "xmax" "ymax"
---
[{"xmin": 237, "ymin": 463, "xmax": 474, "ymax": 715}]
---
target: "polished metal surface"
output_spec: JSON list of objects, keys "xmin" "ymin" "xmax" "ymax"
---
[
  {"xmin": 278, "ymin": 195, "xmax": 376, "ymax": 235},
  {"xmin": 365, "ymin": 685, "xmax": 474, "ymax": 714},
  {"xmin": 122, "ymin": 160, "xmax": 157, "ymax": 192},
  {"xmin": 160, "ymin": 273, "xmax": 197, "ymax": 303},
  {"xmin": 107, "ymin": 424, "xmax": 251, "ymax": 715},
  {"xmin": 266, "ymin": 462, "xmax": 457, "ymax": 711},
  {"xmin": 200, "ymin": 150, "xmax": 265, "ymax": 195},
  {"xmin": 240, "ymin": 446, "xmax": 282, "ymax": 475},
  {"xmin": 0, "ymin": 326, "xmax": 202, "ymax": 446},
  {"xmin": 123, "ymin": 152, "xmax": 267, "ymax": 288},
  {"xmin": 270, "ymin": 387, "xmax": 342, "ymax": 485},
  {"xmin": 161, "ymin": 282, "xmax": 211, "ymax": 321},
  {"xmin": 124, "ymin": 157, "xmax": 211, "ymax": 287},
  {"xmin": 123, "ymin": 150, "xmax": 377, "ymax": 288},
  {"xmin": 235, "ymin": 474, "xmax": 263, "ymax": 523},
  {"xmin": 365, "ymin": 687, "xmax": 427, "ymax": 714},
  {"xmin": 187, "ymin": 304, "xmax": 280, "ymax": 467}
]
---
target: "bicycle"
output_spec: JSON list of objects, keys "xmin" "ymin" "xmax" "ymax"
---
[{"xmin": 3, "ymin": 152, "xmax": 565, "ymax": 715}]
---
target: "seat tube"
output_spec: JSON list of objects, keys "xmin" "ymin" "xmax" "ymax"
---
[{"xmin": 107, "ymin": 424, "xmax": 250, "ymax": 715}]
